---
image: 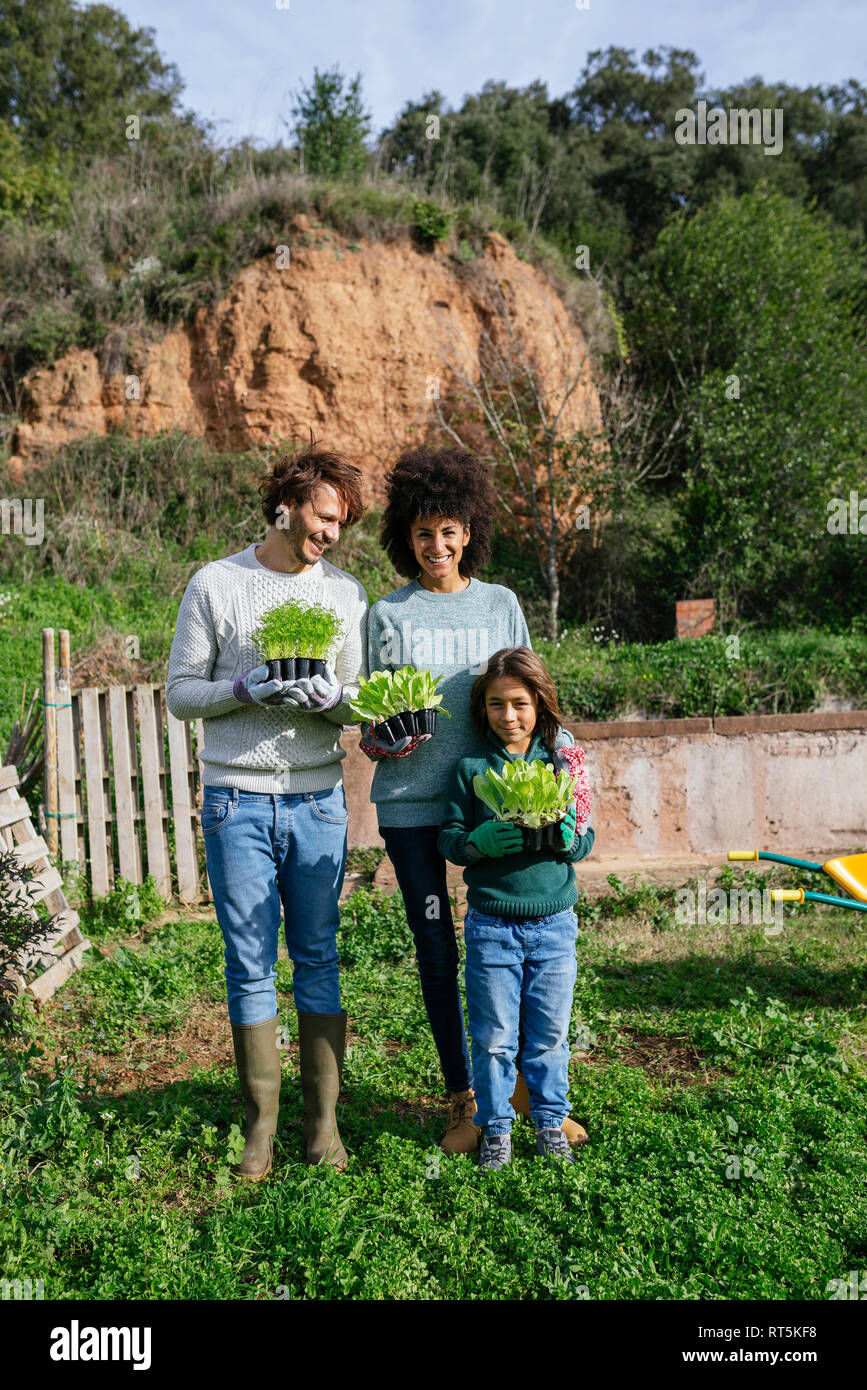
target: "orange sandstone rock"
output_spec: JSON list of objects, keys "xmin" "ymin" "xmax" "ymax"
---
[{"xmin": 13, "ymin": 229, "xmax": 600, "ymax": 498}]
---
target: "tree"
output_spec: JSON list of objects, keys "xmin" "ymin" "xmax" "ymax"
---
[
  {"xmin": 430, "ymin": 265, "xmax": 671, "ymax": 639},
  {"xmin": 377, "ymin": 54, "xmax": 867, "ymax": 287},
  {"xmin": 0, "ymin": 0, "xmax": 188, "ymax": 158},
  {"xmin": 378, "ymin": 79, "xmax": 623, "ymax": 269},
  {"xmin": 288, "ymin": 67, "xmax": 371, "ymax": 178},
  {"xmin": 626, "ymin": 184, "xmax": 867, "ymax": 625},
  {"xmin": 0, "ymin": 118, "xmax": 71, "ymax": 222}
]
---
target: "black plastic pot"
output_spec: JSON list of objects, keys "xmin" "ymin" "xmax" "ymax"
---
[
  {"xmin": 266, "ymin": 657, "xmax": 327, "ymax": 682},
  {"xmin": 518, "ymin": 818, "xmax": 565, "ymax": 852},
  {"xmin": 372, "ymin": 718, "xmax": 397, "ymax": 746},
  {"xmin": 414, "ymin": 707, "xmax": 438, "ymax": 735},
  {"xmin": 373, "ymin": 710, "xmax": 416, "ymax": 743},
  {"xmin": 372, "ymin": 707, "xmax": 439, "ymax": 742}
]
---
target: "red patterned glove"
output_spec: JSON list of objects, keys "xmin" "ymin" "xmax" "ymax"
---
[
  {"xmin": 359, "ymin": 730, "xmax": 429, "ymax": 761},
  {"xmin": 558, "ymin": 743, "xmax": 592, "ymax": 831}
]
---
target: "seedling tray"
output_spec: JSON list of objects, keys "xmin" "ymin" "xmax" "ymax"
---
[
  {"xmin": 267, "ymin": 657, "xmax": 328, "ymax": 682},
  {"xmin": 373, "ymin": 707, "xmax": 439, "ymax": 744},
  {"xmin": 517, "ymin": 816, "xmax": 566, "ymax": 852}
]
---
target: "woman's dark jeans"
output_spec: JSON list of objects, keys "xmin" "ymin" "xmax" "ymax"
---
[{"xmin": 380, "ymin": 825, "xmax": 473, "ymax": 1094}]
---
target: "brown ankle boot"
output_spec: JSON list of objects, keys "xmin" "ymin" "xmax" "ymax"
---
[
  {"xmin": 440, "ymin": 1088, "xmax": 480, "ymax": 1154},
  {"xmin": 510, "ymin": 1071, "xmax": 589, "ymax": 1146},
  {"xmin": 230, "ymin": 1015, "xmax": 281, "ymax": 1180}
]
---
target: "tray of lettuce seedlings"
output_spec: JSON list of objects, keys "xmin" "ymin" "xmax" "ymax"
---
[
  {"xmin": 473, "ymin": 759, "xmax": 576, "ymax": 851},
  {"xmin": 350, "ymin": 667, "xmax": 451, "ymax": 745},
  {"xmin": 251, "ymin": 599, "xmax": 345, "ymax": 682}
]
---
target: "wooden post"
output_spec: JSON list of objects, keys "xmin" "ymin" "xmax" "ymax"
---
[
  {"xmin": 42, "ymin": 629, "xmax": 58, "ymax": 855},
  {"xmin": 168, "ymin": 710, "xmax": 199, "ymax": 903},
  {"xmin": 56, "ymin": 630, "xmax": 78, "ymax": 865},
  {"xmin": 109, "ymin": 686, "xmax": 143, "ymax": 886},
  {"xmin": 71, "ymin": 692, "xmax": 86, "ymax": 867},
  {"xmin": 81, "ymin": 688, "xmax": 111, "ymax": 897},
  {"xmin": 194, "ymin": 719, "xmax": 213, "ymax": 904},
  {"xmin": 136, "ymin": 684, "xmax": 172, "ymax": 899}
]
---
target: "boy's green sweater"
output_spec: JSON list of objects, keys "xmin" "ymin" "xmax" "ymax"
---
[{"xmin": 437, "ymin": 728, "xmax": 595, "ymax": 919}]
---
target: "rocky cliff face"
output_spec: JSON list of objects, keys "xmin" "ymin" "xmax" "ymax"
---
[{"xmin": 11, "ymin": 217, "xmax": 600, "ymax": 494}]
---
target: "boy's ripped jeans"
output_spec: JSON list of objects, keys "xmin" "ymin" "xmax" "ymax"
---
[{"xmin": 463, "ymin": 906, "xmax": 578, "ymax": 1134}]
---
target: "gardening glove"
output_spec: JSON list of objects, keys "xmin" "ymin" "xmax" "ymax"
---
[
  {"xmin": 467, "ymin": 820, "xmax": 524, "ymax": 858},
  {"xmin": 558, "ymin": 803, "xmax": 577, "ymax": 850},
  {"xmin": 280, "ymin": 668, "xmax": 344, "ymax": 711},
  {"xmin": 358, "ymin": 723, "xmax": 431, "ymax": 759},
  {"xmin": 359, "ymin": 725, "xmax": 412, "ymax": 758},
  {"xmin": 233, "ymin": 665, "xmax": 288, "ymax": 706}
]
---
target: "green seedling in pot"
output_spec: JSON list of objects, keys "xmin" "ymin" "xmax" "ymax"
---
[
  {"xmin": 251, "ymin": 599, "xmax": 345, "ymax": 681},
  {"xmin": 473, "ymin": 759, "xmax": 575, "ymax": 851},
  {"xmin": 350, "ymin": 666, "xmax": 451, "ymax": 744}
]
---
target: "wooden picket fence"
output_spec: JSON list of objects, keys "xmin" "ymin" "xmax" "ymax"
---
[
  {"xmin": 0, "ymin": 762, "xmax": 90, "ymax": 1003},
  {"xmin": 42, "ymin": 628, "xmax": 211, "ymax": 907}
]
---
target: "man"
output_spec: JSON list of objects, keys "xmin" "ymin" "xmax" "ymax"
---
[{"xmin": 166, "ymin": 447, "xmax": 368, "ymax": 1179}]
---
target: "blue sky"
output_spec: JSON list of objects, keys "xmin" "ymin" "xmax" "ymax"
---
[{"xmin": 118, "ymin": 0, "xmax": 866, "ymax": 146}]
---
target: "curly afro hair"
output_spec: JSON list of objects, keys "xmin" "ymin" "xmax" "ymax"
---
[{"xmin": 379, "ymin": 446, "xmax": 496, "ymax": 579}]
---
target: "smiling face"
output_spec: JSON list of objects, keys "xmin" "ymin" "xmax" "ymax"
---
[
  {"xmin": 277, "ymin": 483, "xmax": 348, "ymax": 567},
  {"xmin": 484, "ymin": 675, "xmax": 538, "ymax": 749},
  {"xmin": 408, "ymin": 514, "xmax": 470, "ymax": 587}
]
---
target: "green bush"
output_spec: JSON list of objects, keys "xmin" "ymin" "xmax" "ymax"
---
[
  {"xmin": 538, "ymin": 628, "xmax": 867, "ymax": 720},
  {"xmin": 411, "ymin": 199, "xmax": 452, "ymax": 244},
  {"xmin": 79, "ymin": 874, "xmax": 165, "ymax": 940}
]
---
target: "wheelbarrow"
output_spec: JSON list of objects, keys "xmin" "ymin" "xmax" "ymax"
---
[{"xmin": 727, "ymin": 850, "xmax": 867, "ymax": 913}]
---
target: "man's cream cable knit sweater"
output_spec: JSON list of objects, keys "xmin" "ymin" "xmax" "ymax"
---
[{"xmin": 166, "ymin": 543, "xmax": 369, "ymax": 793}]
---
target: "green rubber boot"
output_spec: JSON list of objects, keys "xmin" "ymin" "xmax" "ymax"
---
[
  {"xmin": 230, "ymin": 1015, "xmax": 281, "ymax": 1180},
  {"xmin": 297, "ymin": 1009, "xmax": 348, "ymax": 1171}
]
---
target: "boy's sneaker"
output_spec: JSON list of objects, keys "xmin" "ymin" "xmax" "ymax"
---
[
  {"xmin": 535, "ymin": 1127, "xmax": 576, "ymax": 1162},
  {"xmin": 478, "ymin": 1132, "xmax": 512, "ymax": 1170}
]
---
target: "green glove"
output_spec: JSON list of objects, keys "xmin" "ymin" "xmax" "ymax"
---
[
  {"xmin": 558, "ymin": 804, "xmax": 577, "ymax": 850},
  {"xmin": 468, "ymin": 820, "xmax": 524, "ymax": 858}
]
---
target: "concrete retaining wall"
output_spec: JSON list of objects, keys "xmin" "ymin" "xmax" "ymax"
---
[{"xmin": 341, "ymin": 712, "xmax": 867, "ymax": 857}]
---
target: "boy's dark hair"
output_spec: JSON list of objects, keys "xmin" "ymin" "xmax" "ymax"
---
[
  {"xmin": 379, "ymin": 446, "xmax": 496, "ymax": 578},
  {"xmin": 258, "ymin": 445, "xmax": 365, "ymax": 529},
  {"xmin": 470, "ymin": 647, "xmax": 563, "ymax": 749}
]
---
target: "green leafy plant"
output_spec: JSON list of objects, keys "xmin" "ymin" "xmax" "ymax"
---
[
  {"xmin": 0, "ymin": 848, "xmax": 61, "ymax": 1039},
  {"xmin": 350, "ymin": 667, "xmax": 451, "ymax": 723},
  {"xmin": 251, "ymin": 599, "xmax": 345, "ymax": 661},
  {"xmin": 412, "ymin": 199, "xmax": 452, "ymax": 244},
  {"xmin": 473, "ymin": 759, "xmax": 574, "ymax": 829}
]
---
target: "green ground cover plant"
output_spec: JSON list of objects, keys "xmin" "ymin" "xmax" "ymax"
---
[{"xmin": 1, "ymin": 872, "xmax": 864, "ymax": 1300}]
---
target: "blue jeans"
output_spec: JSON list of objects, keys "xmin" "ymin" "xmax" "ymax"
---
[
  {"xmin": 464, "ymin": 906, "xmax": 578, "ymax": 1133},
  {"xmin": 202, "ymin": 784, "xmax": 347, "ymax": 1024},
  {"xmin": 380, "ymin": 826, "xmax": 473, "ymax": 1094}
]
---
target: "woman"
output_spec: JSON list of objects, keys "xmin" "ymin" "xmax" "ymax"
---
[{"xmin": 359, "ymin": 446, "xmax": 587, "ymax": 1152}]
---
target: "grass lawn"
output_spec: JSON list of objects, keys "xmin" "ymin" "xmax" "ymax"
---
[{"xmin": 1, "ymin": 870, "xmax": 866, "ymax": 1301}]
